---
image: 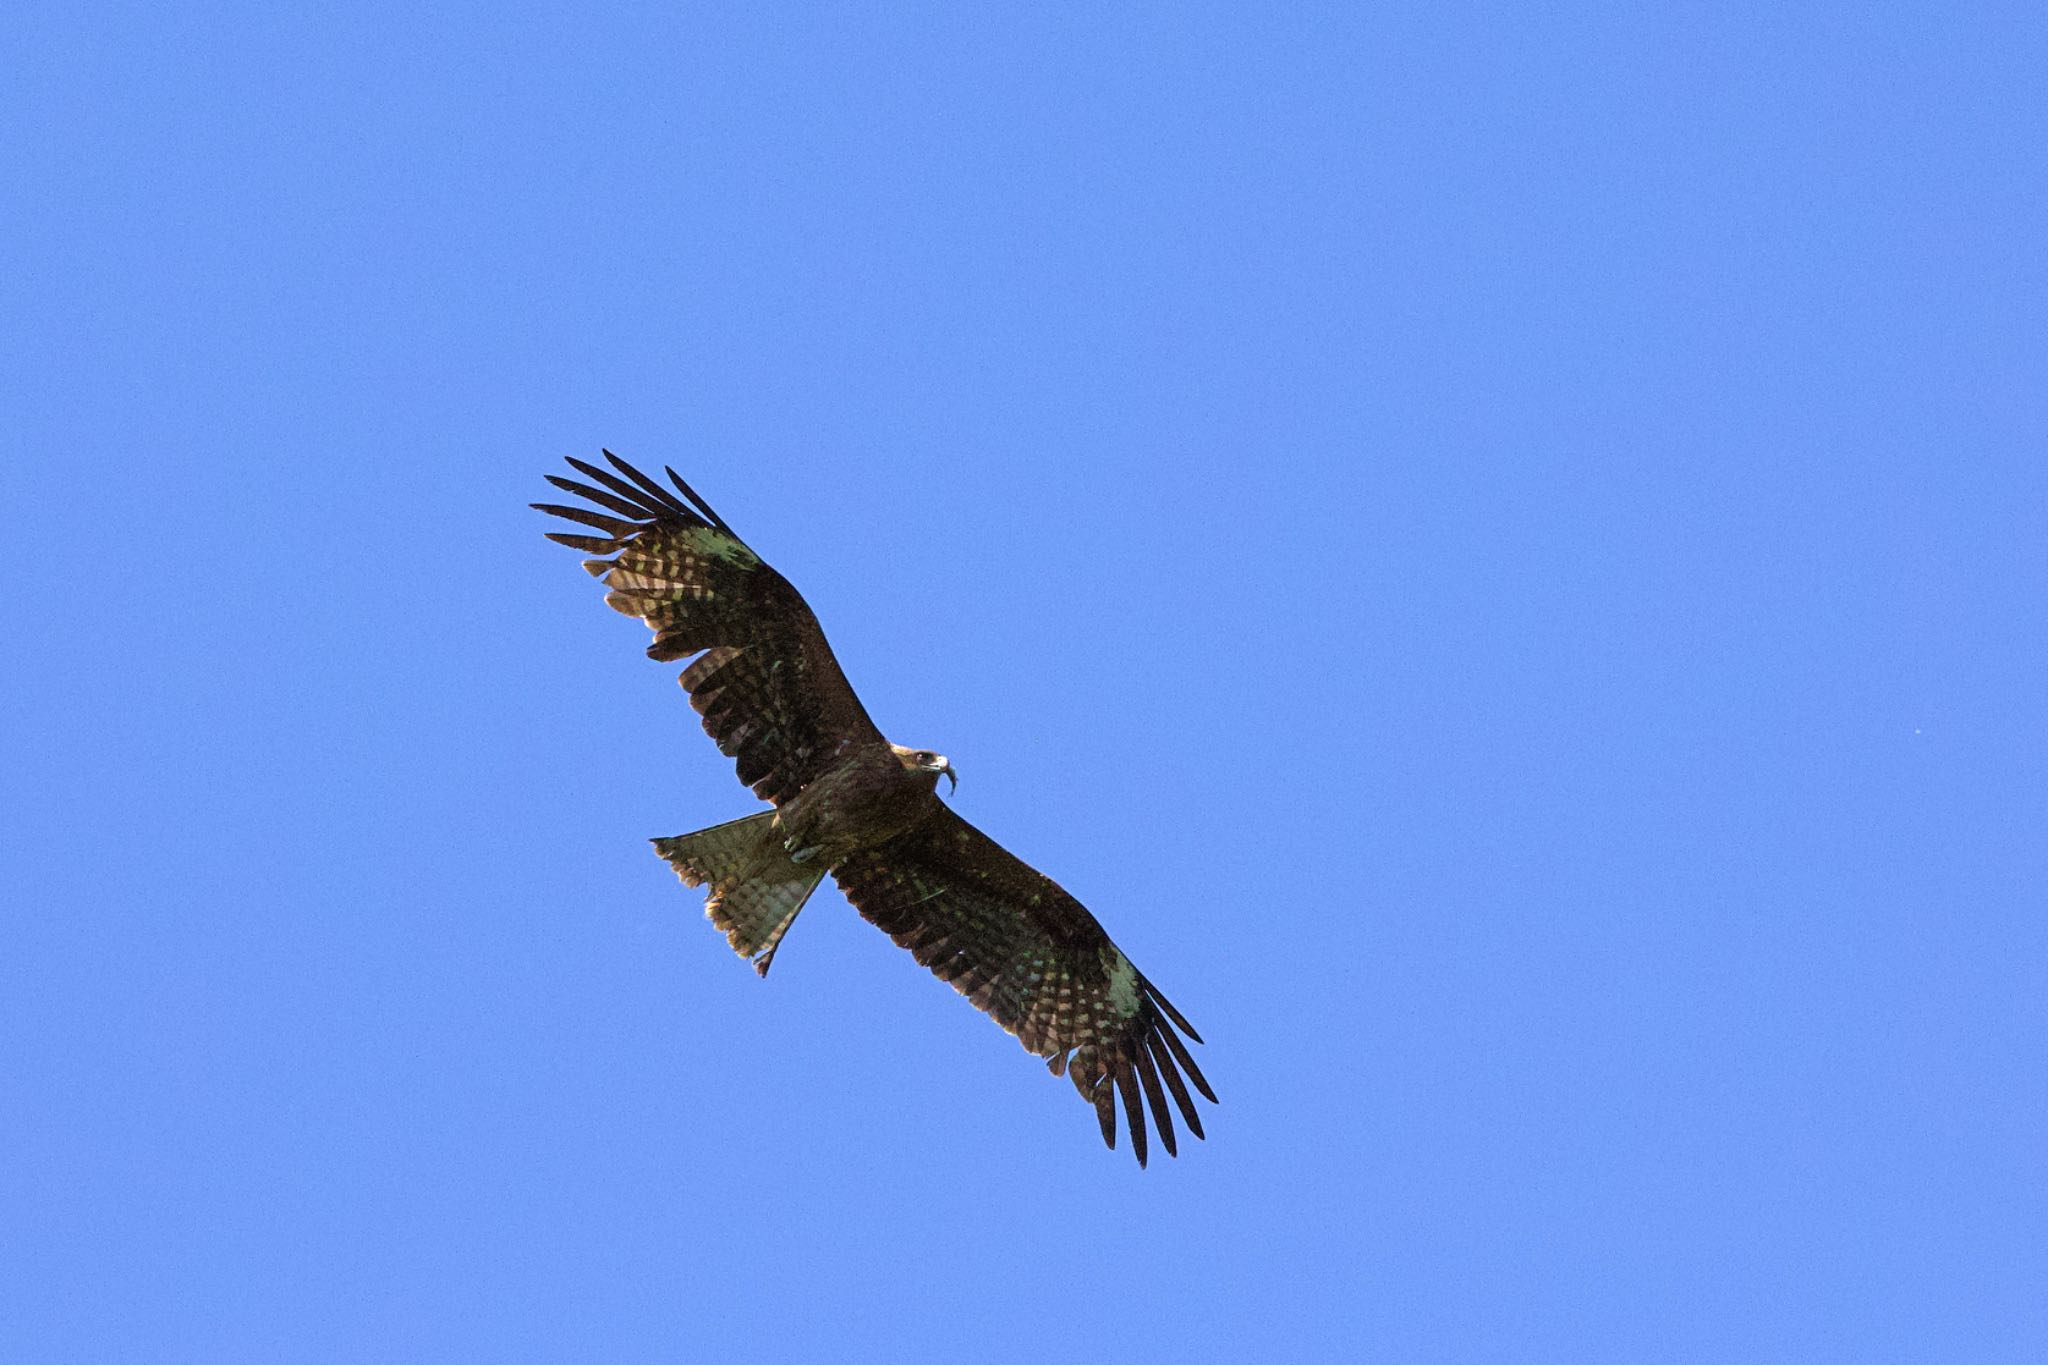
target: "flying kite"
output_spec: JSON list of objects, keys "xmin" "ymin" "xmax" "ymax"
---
[{"xmin": 535, "ymin": 453, "xmax": 1215, "ymax": 1165}]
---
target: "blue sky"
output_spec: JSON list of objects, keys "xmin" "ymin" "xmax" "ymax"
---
[{"xmin": 6, "ymin": 3, "xmax": 2043, "ymax": 1359}]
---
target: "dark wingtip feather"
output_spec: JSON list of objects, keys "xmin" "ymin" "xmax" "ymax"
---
[
  {"xmin": 1144, "ymin": 981, "xmax": 1204, "ymax": 1045},
  {"xmin": 567, "ymin": 455, "xmax": 699, "ymax": 526},
  {"xmin": 1153, "ymin": 1018, "xmax": 1218, "ymax": 1105},
  {"xmin": 1115, "ymin": 1064, "xmax": 1149, "ymax": 1168},
  {"xmin": 605, "ymin": 451, "xmax": 695, "ymax": 516},
  {"xmin": 545, "ymin": 473, "xmax": 654, "ymax": 521},
  {"xmin": 1134, "ymin": 1045, "xmax": 1178, "ymax": 1159},
  {"xmin": 533, "ymin": 502, "xmax": 640, "ymax": 536},
  {"xmin": 543, "ymin": 532, "xmax": 619, "ymax": 553},
  {"xmin": 665, "ymin": 464, "xmax": 736, "ymax": 535},
  {"xmin": 1147, "ymin": 1034, "xmax": 1206, "ymax": 1141}
]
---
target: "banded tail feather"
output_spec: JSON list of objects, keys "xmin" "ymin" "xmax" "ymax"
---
[{"xmin": 652, "ymin": 813, "xmax": 825, "ymax": 976}]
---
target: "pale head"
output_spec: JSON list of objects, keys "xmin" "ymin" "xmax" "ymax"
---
[{"xmin": 891, "ymin": 743, "xmax": 957, "ymax": 793}]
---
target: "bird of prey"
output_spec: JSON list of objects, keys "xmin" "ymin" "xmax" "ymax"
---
[{"xmin": 534, "ymin": 452, "xmax": 1214, "ymax": 1165}]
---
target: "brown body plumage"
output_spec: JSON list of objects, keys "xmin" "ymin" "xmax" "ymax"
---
[{"xmin": 535, "ymin": 452, "xmax": 1214, "ymax": 1165}]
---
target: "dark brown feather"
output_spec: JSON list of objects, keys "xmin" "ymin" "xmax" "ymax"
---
[
  {"xmin": 1134, "ymin": 1042, "xmax": 1178, "ymax": 1158},
  {"xmin": 543, "ymin": 532, "xmax": 617, "ymax": 553},
  {"xmin": 606, "ymin": 449, "xmax": 693, "ymax": 512},
  {"xmin": 665, "ymin": 465, "xmax": 733, "ymax": 532},
  {"xmin": 535, "ymin": 454, "xmax": 887, "ymax": 805},
  {"xmin": 1115, "ymin": 1063, "xmax": 1149, "ymax": 1168},
  {"xmin": 566, "ymin": 456, "xmax": 679, "ymax": 519},
  {"xmin": 531, "ymin": 503, "xmax": 638, "ymax": 536},
  {"xmin": 544, "ymin": 473, "xmax": 650, "ymax": 520},
  {"xmin": 1144, "ymin": 980, "xmax": 1206, "ymax": 1046},
  {"xmin": 1153, "ymin": 1014, "xmax": 1217, "ymax": 1104},
  {"xmin": 832, "ymin": 804, "xmax": 1215, "ymax": 1165},
  {"xmin": 1148, "ymin": 1034, "xmax": 1205, "ymax": 1139}
]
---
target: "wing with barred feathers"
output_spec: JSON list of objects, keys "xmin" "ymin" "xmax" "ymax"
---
[
  {"xmin": 832, "ymin": 804, "xmax": 1215, "ymax": 1167},
  {"xmin": 534, "ymin": 452, "xmax": 886, "ymax": 805}
]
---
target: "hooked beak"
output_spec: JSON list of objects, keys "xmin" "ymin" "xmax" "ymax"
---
[{"xmin": 938, "ymin": 759, "xmax": 958, "ymax": 793}]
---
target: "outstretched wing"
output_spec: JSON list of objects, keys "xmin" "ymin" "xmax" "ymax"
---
[
  {"xmin": 832, "ymin": 805, "xmax": 1215, "ymax": 1166},
  {"xmin": 535, "ymin": 452, "xmax": 885, "ymax": 804}
]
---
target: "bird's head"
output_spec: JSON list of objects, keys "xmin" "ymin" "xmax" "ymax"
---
[{"xmin": 891, "ymin": 744, "xmax": 957, "ymax": 793}]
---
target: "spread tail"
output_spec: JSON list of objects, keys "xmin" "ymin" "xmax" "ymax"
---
[{"xmin": 652, "ymin": 813, "xmax": 825, "ymax": 976}]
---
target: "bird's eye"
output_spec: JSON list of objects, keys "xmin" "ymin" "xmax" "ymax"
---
[{"xmin": 917, "ymin": 751, "xmax": 935, "ymax": 764}]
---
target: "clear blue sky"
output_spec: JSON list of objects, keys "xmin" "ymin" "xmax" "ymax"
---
[{"xmin": 6, "ymin": 4, "xmax": 2043, "ymax": 1360}]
